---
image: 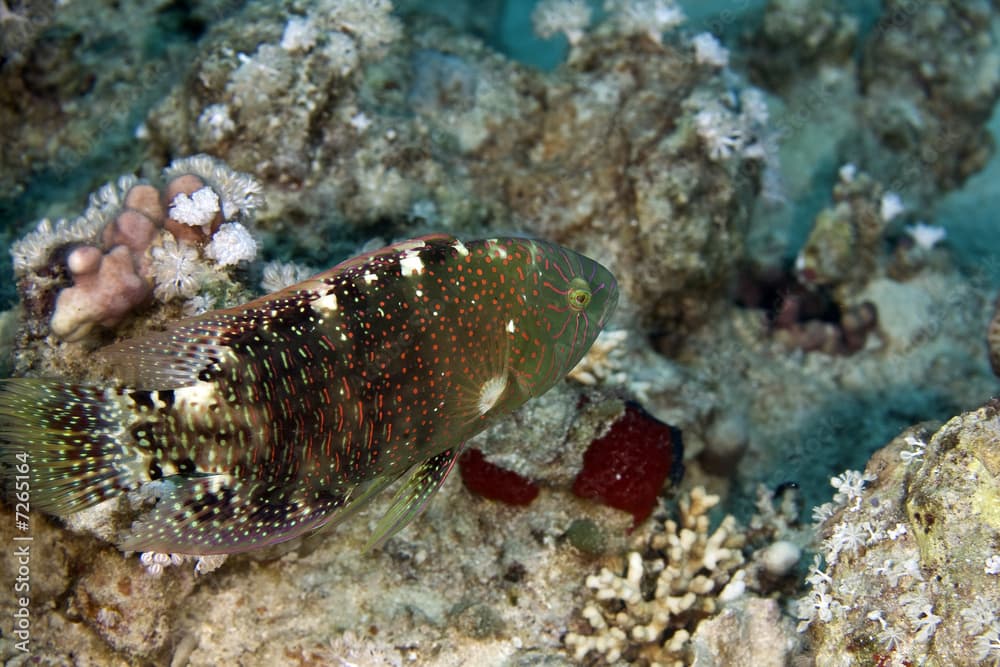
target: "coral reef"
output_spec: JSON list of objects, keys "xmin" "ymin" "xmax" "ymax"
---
[
  {"xmin": 564, "ymin": 486, "xmax": 801, "ymax": 666},
  {"xmin": 860, "ymin": 0, "xmax": 1000, "ymax": 200},
  {"xmin": 531, "ymin": 0, "xmax": 593, "ymax": 47},
  {"xmin": 499, "ymin": 27, "xmax": 768, "ymax": 343},
  {"xmin": 134, "ymin": 0, "xmax": 770, "ymax": 346},
  {"xmin": 800, "ymin": 404, "xmax": 1000, "ymax": 665},
  {"xmin": 748, "ymin": 0, "xmax": 858, "ymax": 89},
  {"xmin": 149, "ymin": 0, "xmax": 402, "ymax": 184},
  {"xmin": 10, "ymin": 155, "xmax": 261, "ymax": 363},
  {"xmin": 795, "ymin": 167, "xmax": 894, "ymax": 292},
  {"xmin": 688, "ymin": 597, "xmax": 799, "ymax": 667},
  {"xmin": 1, "ymin": 0, "xmax": 1000, "ymax": 665},
  {"xmin": 0, "ymin": 0, "xmax": 231, "ymax": 225},
  {"xmin": 987, "ymin": 292, "xmax": 1000, "ymax": 378}
]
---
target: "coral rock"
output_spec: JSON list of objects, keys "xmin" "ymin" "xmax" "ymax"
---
[
  {"xmin": 689, "ymin": 597, "xmax": 799, "ymax": 667},
  {"xmin": 102, "ymin": 209, "xmax": 159, "ymax": 256},
  {"xmin": 801, "ymin": 406, "xmax": 1000, "ymax": 665},
  {"xmin": 122, "ymin": 183, "xmax": 165, "ymax": 223}
]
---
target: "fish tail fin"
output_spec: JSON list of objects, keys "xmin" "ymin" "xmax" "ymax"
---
[{"xmin": 0, "ymin": 378, "xmax": 141, "ymax": 515}]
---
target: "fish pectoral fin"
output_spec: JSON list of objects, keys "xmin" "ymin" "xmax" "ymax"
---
[
  {"xmin": 364, "ymin": 448, "xmax": 461, "ymax": 551},
  {"xmin": 306, "ymin": 468, "xmax": 403, "ymax": 534},
  {"xmin": 120, "ymin": 475, "xmax": 344, "ymax": 556}
]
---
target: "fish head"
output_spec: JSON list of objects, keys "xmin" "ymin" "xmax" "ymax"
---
[{"xmin": 498, "ymin": 238, "xmax": 619, "ymax": 398}]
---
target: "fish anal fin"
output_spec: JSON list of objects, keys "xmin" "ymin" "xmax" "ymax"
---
[
  {"xmin": 121, "ymin": 475, "xmax": 343, "ymax": 556},
  {"xmin": 365, "ymin": 447, "xmax": 461, "ymax": 551}
]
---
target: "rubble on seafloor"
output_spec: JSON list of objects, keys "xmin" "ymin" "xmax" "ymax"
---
[{"xmin": 1, "ymin": 0, "xmax": 1000, "ymax": 665}]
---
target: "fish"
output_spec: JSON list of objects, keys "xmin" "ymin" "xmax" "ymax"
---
[{"xmin": 0, "ymin": 235, "xmax": 618, "ymax": 555}]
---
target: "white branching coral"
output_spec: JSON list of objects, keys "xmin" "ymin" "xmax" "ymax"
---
[
  {"xmin": 900, "ymin": 434, "xmax": 926, "ymax": 464},
  {"xmin": 692, "ymin": 32, "xmax": 729, "ymax": 68},
  {"xmin": 688, "ymin": 88, "xmax": 772, "ymax": 163},
  {"xmin": 823, "ymin": 520, "xmax": 868, "ymax": 565},
  {"xmin": 880, "ymin": 191, "xmax": 905, "ymax": 222},
  {"xmin": 196, "ymin": 104, "xmax": 236, "ymax": 144},
  {"xmin": 604, "ymin": 0, "xmax": 684, "ymax": 43},
  {"xmin": 829, "ymin": 469, "xmax": 876, "ymax": 507},
  {"xmin": 12, "ymin": 217, "xmax": 95, "ymax": 276},
  {"xmin": 313, "ymin": 0, "xmax": 401, "ymax": 51},
  {"xmin": 568, "ymin": 329, "xmax": 629, "ymax": 386},
  {"xmin": 975, "ymin": 622, "xmax": 1000, "ymax": 663},
  {"xmin": 796, "ymin": 556, "xmax": 840, "ymax": 631},
  {"xmin": 565, "ymin": 487, "xmax": 746, "ymax": 665},
  {"xmin": 280, "ymin": 15, "xmax": 319, "ymax": 52},
  {"xmin": 694, "ymin": 107, "xmax": 744, "ymax": 161},
  {"xmin": 260, "ymin": 260, "xmax": 316, "ymax": 294},
  {"xmin": 140, "ymin": 550, "xmax": 227, "ymax": 577},
  {"xmin": 11, "ymin": 175, "xmax": 138, "ymax": 276},
  {"xmin": 905, "ymin": 221, "xmax": 947, "ymax": 250},
  {"xmin": 531, "ymin": 0, "xmax": 592, "ymax": 45},
  {"xmin": 169, "ymin": 186, "xmax": 221, "ymax": 230}
]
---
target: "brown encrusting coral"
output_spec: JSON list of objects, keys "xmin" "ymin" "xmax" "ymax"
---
[{"xmin": 860, "ymin": 0, "xmax": 1000, "ymax": 200}]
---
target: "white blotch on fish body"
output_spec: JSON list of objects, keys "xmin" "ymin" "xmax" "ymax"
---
[
  {"xmin": 477, "ymin": 375, "xmax": 507, "ymax": 415},
  {"xmin": 313, "ymin": 291, "xmax": 339, "ymax": 315},
  {"xmin": 174, "ymin": 381, "xmax": 219, "ymax": 409},
  {"xmin": 399, "ymin": 250, "xmax": 425, "ymax": 276}
]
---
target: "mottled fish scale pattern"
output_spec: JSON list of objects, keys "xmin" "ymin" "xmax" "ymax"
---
[{"xmin": 0, "ymin": 235, "xmax": 618, "ymax": 555}]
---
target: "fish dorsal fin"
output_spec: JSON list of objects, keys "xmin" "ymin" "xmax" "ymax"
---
[
  {"xmin": 364, "ymin": 447, "xmax": 461, "ymax": 551},
  {"xmin": 327, "ymin": 233, "xmax": 457, "ymax": 274},
  {"xmin": 98, "ymin": 234, "xmax": 459, "ymax": 390},
  {"xmin": 98, "ymin": 312, "xmax": 251, "ymax": 389},
  {"xmin": 97, "ymin": 295, "xmax": 311, "ymax": 389}
]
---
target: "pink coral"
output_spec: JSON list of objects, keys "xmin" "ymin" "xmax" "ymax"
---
[
  {"xmin": 50, "ymin": 245, "xmax": 152, "ymax": 341},
  {"xmin": 49, "ymin": 184, "xmax": 163, "ymax": 340},
  {"xmin": 41, "ymin": 157, "xmax": 262, "ymax": 340}
]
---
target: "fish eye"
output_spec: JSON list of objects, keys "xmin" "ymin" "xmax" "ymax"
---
[{"xmin": 567, "ymin": 278, "xmax": 592, "ymax": 312}]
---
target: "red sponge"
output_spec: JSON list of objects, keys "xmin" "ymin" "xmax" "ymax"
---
[
  {"xmin": 458, "ymin": 448, "xmax": 540, "ymax": 506},
  {"xmin": 572, "ymin": 402, "xmax": 684, "ymax": 528}
]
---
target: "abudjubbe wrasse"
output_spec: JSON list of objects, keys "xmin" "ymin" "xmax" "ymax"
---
[{"xmin": 0, "ymin": 235, "xmax": 617, "ymax": 556}]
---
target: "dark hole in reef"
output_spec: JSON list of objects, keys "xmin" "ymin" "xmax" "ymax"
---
[
  {"xmin": 734, "ymin": 262, "xmax": 841, "ymax": 325},
  {"xmin": 734, "ymin": 261, "xmax": 878, "ymax": 355},
  {"xmin": 152, "ymin": 0, "xmax": 208, "ymax": 50}
]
